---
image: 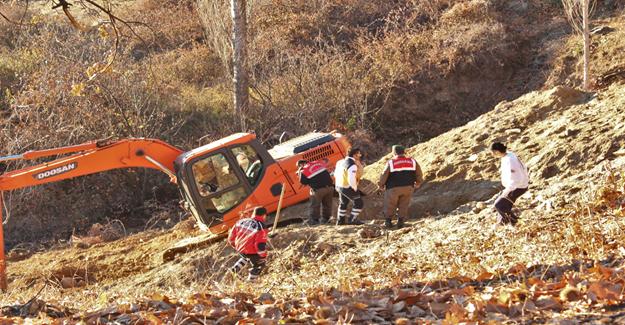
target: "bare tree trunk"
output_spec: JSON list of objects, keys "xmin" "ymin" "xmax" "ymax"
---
[
  {"xmin": 562, "ymin": 0, "xmax": 595, "ymax": 90},
  {"xmin": 231, "ymin": 0, "xmax": 248, "ymax": 131},
  {"xmin": 582, "ymin": 0, "xmax": 590, "ymax": 90}
]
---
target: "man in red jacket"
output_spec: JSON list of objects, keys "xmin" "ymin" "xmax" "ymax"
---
[{"xmin": 228, "ymin": 206, "xmax": 269, "ymax": 281}]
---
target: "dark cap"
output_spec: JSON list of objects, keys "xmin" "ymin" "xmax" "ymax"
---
[
  {"xmin": 253, "ymin": 206, "xmax": 267, "ymax": 216},
  {"xmin": 392, "ymin": 145, "xmax": 405, "ymax": 155}
]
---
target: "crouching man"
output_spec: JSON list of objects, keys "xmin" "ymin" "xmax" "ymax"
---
[
  {"xmin": 228, "ymin": 206, "xmax": 268, "ymax": 281},
  {"xmin": 491, "ymin": 142, "xmax": 529, "ymax": 226}
]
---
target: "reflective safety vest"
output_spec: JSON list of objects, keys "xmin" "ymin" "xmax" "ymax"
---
[
  {"xmin": 299, "ymin": 160, "xmax": 334, "ymax": 189},
  {"xmin": 301, "ymin": 161, "xmax": 327, "ymax": 178},
  {"xmin": 389, "ymin": 157, "xmax": 417, "ymax": 172},
  {"xmin": 335, "ymin": 157, "xmax": 358, "ymax": 189},
  {"xmin": 228, "ymin": 215, "xmax": 268, "ymax": 257},
  {"xmin": 386, "ymin": 156, "xmax": 417, "ymax": 189}
]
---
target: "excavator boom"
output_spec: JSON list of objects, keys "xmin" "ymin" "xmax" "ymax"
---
[
  {"xmin": 0, "ymin": 138, "xmax": 184, "ymax": 291},
  {"xmin": 0, "ymin": 139, "xmax": 183, "ymax": 192}
]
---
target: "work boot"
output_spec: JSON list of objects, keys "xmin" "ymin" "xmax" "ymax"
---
[
  {"xmin": 336, "ymin": 216, "xmax": 347, "ymax": 225},
  {"xmin": 384, "ymin": 218, "xmax": 393, "ymax": 228},
  {"xmin": 348, "ymin": 217, "xmax": 364, "ymax": 225},
  {"xmin": 396, "ymin": 218, "xmax": 405, "ymax": 229}
]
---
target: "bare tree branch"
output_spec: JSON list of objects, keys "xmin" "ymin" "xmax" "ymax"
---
[
  {"xmin": 0, "ymin": 0, "xmax": 30, "ymax": 26},
  {"xmin": 48, "ymin": 0, "xmax": 159, "ymax": 80}
]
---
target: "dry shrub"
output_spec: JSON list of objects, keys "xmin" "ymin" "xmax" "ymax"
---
[
  {"xmin": 408, "ymin": 0, "xmax": 457, "ymax": 22},
  {"xmin": 252, "ymin": 0, "xmax": 405, "ymax": 49},
  {"xmin": 0, "ymin": 2, "xmax": 223, "ymax": 246},
  {"xmin": 152, "ymin": 46, "xmax": 224, "ymax": 87},
  {"xmin": 245, "ymin": 46, "xmax": 401, "ymax": 141},
  {"xmin": 440, "ymin": 0, "xmax": 493, "ymax": 23},
  {"xmin": 429, "ymin": 21, "xmax": 509, "ymax": 73},
  {"xmin": 125, "ymin": 0, "xmax": 204, "ymax": 55},
  {"xmin": 0, "ymin": 3, "xmax": 32, "ymax": 48}
]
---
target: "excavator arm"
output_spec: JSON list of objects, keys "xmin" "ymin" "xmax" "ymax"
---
[
  {"xmin": 0, "ymin": 138, "xmax": 183, "ymax": 191},
  {"xmin": 0, "ymin": 138, "xmax": 184, "ymax": 291}
]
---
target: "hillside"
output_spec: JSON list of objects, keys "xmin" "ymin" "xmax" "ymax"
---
[
  {"xmin": 2, "ymin": 64, "xmax": 625, "ymax": 324},
  {"xmin": 2, "ymin": 0, "xmax": 623, "ymax": 246},
  {"xmin": 0, "ymin": 1, "xmax": 625, "ymax": 324}
]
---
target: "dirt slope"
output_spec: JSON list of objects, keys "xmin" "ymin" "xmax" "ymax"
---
[
  {"xmin": 1, "ymin": 77, "xmax": 624, "ymax": 322},
  {"xmin": 362, "ymin": 83, "xmax": 624, "ymax": 219},
  {"xmin": 1, "ymin": 16, "xmax": 625, "ymax": 324}
]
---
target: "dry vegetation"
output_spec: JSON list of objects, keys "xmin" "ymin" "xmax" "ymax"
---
[{"xmin": 1, "ymin": 77, "xmax": 625, "ymax": 322}]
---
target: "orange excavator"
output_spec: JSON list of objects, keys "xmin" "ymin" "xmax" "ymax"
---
[{"xmin": 0, "ymin": 132, "xmax": 350, "ymax": 290}]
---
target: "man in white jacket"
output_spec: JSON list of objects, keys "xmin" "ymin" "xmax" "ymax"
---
[
  {"xmin": 334, "ymin": 147, "xmax": 364, "ymax": 225},
  {"xmin": 491, "ymin": 142, "xmax": 529, "ymax": 226}
]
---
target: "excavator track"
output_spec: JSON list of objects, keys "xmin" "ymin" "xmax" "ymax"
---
[{"xmin": 162, "ymin": 233, "xmax": 227, "ymax": 262}]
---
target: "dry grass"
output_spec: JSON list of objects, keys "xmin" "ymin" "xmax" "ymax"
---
[{"xmin": 1, "ymin": 159, "xmax": 623, "ymax": 323}]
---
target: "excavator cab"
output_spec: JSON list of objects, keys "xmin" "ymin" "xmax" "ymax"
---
[
  {"xmin": 174, "ymin": 134, "xmax": 275, "ymax": 231},
  {"xmin": 174, "ymin": 132, "xmax": 350, "ymax": 233}
]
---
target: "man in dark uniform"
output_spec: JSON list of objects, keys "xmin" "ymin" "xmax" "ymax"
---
[
  {"xmin": 378, "ymin": 145, "xmax": 423, "ymax": 229},
  {"xmin": 297, "ymin": 159, "xmax": 334, "ymax": 225}
]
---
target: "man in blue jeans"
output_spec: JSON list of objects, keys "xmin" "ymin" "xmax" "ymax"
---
[{"xmin": 491, "ymin": 142, "xmax": 529, "ymax": 226}]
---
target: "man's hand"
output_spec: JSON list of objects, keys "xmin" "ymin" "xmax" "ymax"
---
[{"xmin": 414, "ymin": 182, "xmax": 422, "ymax": 189}]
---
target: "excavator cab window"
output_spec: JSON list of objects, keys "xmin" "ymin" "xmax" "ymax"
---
[
  {"xmin": 230, "ymin": 145, "xmax": 264, "ymax": 187},
  {"xmin": 190, "ymin": 153, "xmax": 248, "ymax": 214}
]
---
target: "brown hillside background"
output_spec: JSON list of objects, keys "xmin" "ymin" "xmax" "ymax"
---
[{"xmin": 1, "ymin": 0, "xmax": 625, "ymax": 323}]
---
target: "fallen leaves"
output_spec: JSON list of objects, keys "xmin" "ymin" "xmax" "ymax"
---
[
  {"xmin": 4, "ymin": 259, "xmax": 625, "ymax": 323},
  {"xmin": 587, "ymin": 281, "xmax": 622, "ymax": 303}
]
